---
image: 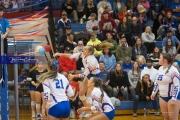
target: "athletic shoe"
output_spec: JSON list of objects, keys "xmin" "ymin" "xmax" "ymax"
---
[
  {"xmin": 37, "ymin": 114, "xmax": 42, "ymax": 119},
  {"xmin": 133, "ymin": 113, "xmax": 137, "ymax": 117},
  {"xmin": 32, "ymin": 111, "xmax": 35, "ymax": 118},
  {"xmin": 154, "ymin": 111, "xmax": 161, "ymax": 116}
]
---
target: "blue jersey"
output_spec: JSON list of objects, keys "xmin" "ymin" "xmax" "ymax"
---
[{"xmin": 0, "ymin": 18, "xmax": 9, "ymax": 34}]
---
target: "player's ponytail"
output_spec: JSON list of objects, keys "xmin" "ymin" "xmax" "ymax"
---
[
  {"xmin": 38, "ymin": 59, "xmax": 59, "ymax": 83},
  {"xmin": 162, "ymin": 53, "xmax": 174, "ymax": 74},
  {"xmin": 92, "ymin": 77, "xmax": 104, "ymax": 103},
  {"xmin": 29, "ymin": 65, "xmax": 37, "ymax": 72},
  {"xmin": 96, "ymin": 42, "xmax": 113, "ymax": 51}
]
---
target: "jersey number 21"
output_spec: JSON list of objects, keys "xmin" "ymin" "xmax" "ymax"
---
[{"xmin": 56, "ymin": 79, "xmax": 64, "ymax": 89}]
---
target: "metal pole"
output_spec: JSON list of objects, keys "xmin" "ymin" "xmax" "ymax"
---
[{"xmin": 13, "ymin": 37, "xmax": 19, "ymax": 120}]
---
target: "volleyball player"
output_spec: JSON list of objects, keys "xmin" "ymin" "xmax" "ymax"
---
[
  {"xmin": 77, "ymin": 77, "xmax": 115, "ymax": 120},
  {"xmin": 151, "ymin": 53, "xmax": 180, "ymax": 120},
  {"xmin": 38, "ymin": 59, "xmax": 74, "ymax": 120}
]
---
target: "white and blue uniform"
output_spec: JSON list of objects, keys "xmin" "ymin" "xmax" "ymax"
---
[
  {"xmin": 43, "ymin": 73, "xmax": 74, "ymax": 118},
  {"xmin": 91, "ymin": 87, "xmax": 115, "ymax": 120},
  {"xmin": 70, "ymin": 53, "xmax": 101, "ymax": 79},
  {"xmin": 152, "ymin": 66, "xmax": 180, "ymax": 102}
]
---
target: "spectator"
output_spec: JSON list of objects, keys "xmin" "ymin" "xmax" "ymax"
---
[
  {"xmin": 128, "ymin": 61, "xmax": 141, "ymax": 100},
  {"xmin": 64, "ymin": 33, "xmax": 77, "ymax": 52},
  {"xmin": 97, "ymin": 0, "xmax": 112, "ymax": 9},
  {"xmin": 73, "ymin": 40, "xmax": 84, "ymax": 53},
  {"xmin": 76, "ymin": 0, "xmax": 85, "ymax": 20},
  {"xmin": 162, "ymin": 29, "xmax": 180, "ymax": 54},
  {"xmin": 102, "ymin": 23, "xmax": 116, "ymax": 40},
  {"xmin": 103, "ymin": 33, "xmax": 117, "ymax": 54},
  {"xmin": 137, "ymin": 0, "xmax": 150, "ymax": 22},
  {"xmin": 99, "ymin": 61, "xmax": 113, "ymax": 97},
  {"xmin": 117, "ymin": 4, "xmax": 127, "ymax": 22},
  {"xmin": 58, "ymin": 47, "xmax": 77, "ymax": 73},
  {"xmin": 132, "ymin": 38, "xmax": 147, "ymax": 61},
  {"xmin": 137, "ymin": 55, "xmax": 147, "ymax": 71},
  {"xmin": 116, "ymin": 37, "xmax": 132, "ymax": 62},
  {"xmin": 141, "ymin": 26, "xmax": 155, "ymax": 54},
  {"xmin": 133, "ymin": 74, "xmax": 160, "ymax": 117},
  {"xmin": 99, "ymin": 11, "xmax": 117, "ymax": 32},
  {"xmin": 130, "ymin": 17, "xmax": 142, "ymax": 47},
  {"xmin": 126, "ymin": 0, "xmax": 137, "ymax": 15},
  {"xmin": 113, "ymin": 0, "xmax": 124, "ymax": 19},
  {"xmin": 86, "ymin": 13, "xmax": 99, "ymax": 34},
  {"xmin": 170, "ymin": 0, "xmax": 180, "ymax": 22},
  {"xmin": 110, "ymin": 62, "xmax": 129, "ymax": 100},
  {"xmin": 162, "ymin": 38, "xmax": 176, "ymax": 55},
  {"xmin": 141, "ymin": 59, "xmax": 158, "ymax": 82},
  {"xmin": 117, "ymin": 32, "xmax": 128, "ymax": 47},
  {"xmin": 100, "ymin": 6, "xmax": 113, "ymax": 20},
  {"xmin": 117, "ymin": 16, "xmax": 131, "ymax": 46},
  {"xmin": 149, "ymin": 47, "xmax": 161, "ymax": 69},
  {"xmin": 175, "ymin": 23, "xmax": 180, "ymax": 40},
  {"xmin": 87, "ymin": 33, "xmax": 102, "ymax": 58},
  {"xmin": 150, "ymin": 0, "xmax": 165, "ymax": 20},
  {"xmin": 122, "ymin": 56, "xmax": 133, "ymax": 73},
  {"xmin": 152, "ymin": 12, "xmax": 164, "ymax": 39},
  {"xmin": 84, "ymin": 0, "xmax": 97, "ymax": 20},
  {"xmin": 91, "ymin": 26, "xmax": 102, "ymax": 40},
  {"xmin": 62, "ymin": 0, "xmax": 78, "ymax": 23},
  {"xmin": 99, "ymin": 48, "xmax": 116, "ymax": 72},
  {"xmin": 57, "ymin": 11, "xmax": 71, "ymax": 38},
  {"xmin": 158, "ymin": 11, "xmax": 178, "ymax": 38},
  {"xmin": 18, "ymin": 68, "xmax": 28, "ymax": 88},
  {"xmin": 97, "ymin": 1, "xmax": 107, "ymax": 21}
]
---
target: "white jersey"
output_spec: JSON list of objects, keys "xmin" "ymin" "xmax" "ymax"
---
[
  {"xmin": 70, "ymin": 53, "xmax": 100, "ymax": 76},
  {"xmin": 90, "ymin": 87, "xmax": 114, "ymax": 112},
  {"xmin": 43, "ymin": 73, "xmax": 74, "ymax": 108},
  {"xmin": 152, "ymin": 66, "xmax": 180, "ymax": 100}
]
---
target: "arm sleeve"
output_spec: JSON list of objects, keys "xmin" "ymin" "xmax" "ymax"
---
[
  {"xmin": 111, "ymin": 55, "xmax": 116, "ymax": 69},
  {"xmin": 128, "ymin": 71, "xmax": 133, "ymax": 86},
  {"xmin": 135, "ymin": 81, "xmax": 146, "ymax": 97},
  {"xmin": 70, "ymin": 53, "xmax": 82, "ymax": 60},
  {"xmin": 66, "ymin": 80, "xmax": 74, "ymax": 97},
  {"xmin": 91, "ymin": 98, "xmax": 100, "ymax": 112},
  {"xmin": 152, "ymin": 81, "xmax": 159, "ymax": 95},
  {"xmin": 171, "ymin": 70, "xmax": 180, "ymax": 100},
  {"xmin": 43, "ymin": 80, "xmax": 51, "ymax": 101},
  {"xmin": 99, "ymin": 55, "xmax": 103, "ymax": 62},
  {"xmin": 86, "ymin": 21, "xmax": 92, "ymax": 32},
  {"xmin": 123, "ymin": 72, "xmax": 129, "ymax": 87},
  {"xmin": 5, "ymin": 19, "xmax": 10, "ymax": 28},
  {"xmin": 162, "ymin": 46, "xmax": 166, "ymax": 53}
]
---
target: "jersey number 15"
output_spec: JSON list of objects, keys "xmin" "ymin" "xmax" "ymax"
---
[{"xmin": 56, "ymin": 79, "xmax": 64, "ymax": 89}]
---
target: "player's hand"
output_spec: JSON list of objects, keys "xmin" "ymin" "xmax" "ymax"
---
[
  {"xmin": 151, "ymin": 94, "xmax": 155, "ymax": 100},
  {"xmin": 53, "ymin": 52, "xmax": 61, "ymax": 57},
  {"xmin": 146, "ymin": 96, "xmax": 150, "ymax": 101},
  {"xmin": 2, "ymin": 34, "xmax": 6, "ymax": 39},
  {"xmin": 68, "ymin": 74, "xmax": 74, "ymax": 80},
  {"xmin": 77, "ymin": 107, "xmax": 85, "ymax": 114},
  {"xmin": 170, "ymin": 99, "xmax": 175, "ymax": 106},
  {"xmin": 42, "ymin": 109, "xmax": 47, "ymax": 119}
]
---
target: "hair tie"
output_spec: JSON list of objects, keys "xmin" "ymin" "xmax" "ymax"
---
[
  {"xmin": 98, "ymin": 78, "xmax": 101, "ymax": 81},
  {"xmin": 52, "ymin": 62, "xmax": 59, "ymax": 67}
]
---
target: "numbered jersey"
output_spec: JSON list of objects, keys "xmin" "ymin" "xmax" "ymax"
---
[
  {"xmin": 43, "ymin": 73, "xmax": 74, "ymax": 108},
  {"xmin": 152, "ymin": 66, "xmax": 180, "ymax": 100},
  {"xmin": 91, "ymin": 87, "xmax": 114, "ymax": 113}
]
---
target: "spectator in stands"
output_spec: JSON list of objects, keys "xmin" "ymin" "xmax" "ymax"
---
[
  {"xmin": 170, "ymin": 0, "xmax": 180, "ymax": 22},
  {"xmin": 97, "ymin": 0, "xmax": 112, "ymax": 9},
  {"xmin": 76, "ymin": 0, "xmax": 85, "ymax": 20},
  {"xmin": 112, "ymin": 0, "xmax": 124, "ymax": 19},
  {"xmin": 18, "ymin": 68, "xmax": 28, "ymax": 88},
  {"xmin": 137, "ymin": 55, "xmax": 147, "ymax": 71},
  {"xmin": 149, "ymin": 47, "xmax": 161, "ymax": 69},
  {"xmin": 64, "ymin": 33, "xmax": 77, "ymax": 52},
  {"xmin": 97, "ymin": 1, "xmax": 107, "ymax": 21},
  {"xmin": 57, "ymin": 11, "xmax": 71, "ymax": 38},
  {"xmin": 110, "ymin": 62, "xmax": 129, "ymax": 100},
  {"xmin": 132, "ymin": 38, "xmax": 147, "ymax": 61},
  {"xmin": 141, "ymin": 59, "xmax": 158, "ymax": 82},
  {"xmin": 152, "ymin": 12, "xmax": 164, "ymax": 39},
  {"xmin": 117, "ymin": 4, "xmax": 127, "ymax": 22},
  {"xmin": 87, "ymin": 33, "xmax": 102, "ymax": 58},
  {"xmin": 137, "ymin": 0, "xmax": 150, "ymax": 22},
  {"xmin": 86, "ymin": 13, "xmax": 99, "ymax": 34},
  {"xmin": 62, "ymin": 0, "xmax": 78, "ymax": 23},
  {"xmin": 162, "ymin": 29, "xmax": 180, "ymax": 54},
  {"xmin": 149, "ymin": 0, "xmax": 165, "ymax": 20},
  {"xmin": 102, "ymin": 23, "xmax": 115, "ymax": 40},
  {"xmin": 91, "ymin": 26, "xmax": 102, "ymax": 40},
  {"xmin": 99, "ymin": 61, "xmax": 113, "ymax": 97},
  {"xmin": 133, "ymin": 74, "xmax": 159, "ymax": 117},
  {"xmin": 58, "ymin": 47, "xmax": 77, "ymax": 73},
  {"xmin": 84, "ymin": 0, "xmax": 97, "ymax": 21},
  {"xmin": 141, "ymin": 26, "xmax": 156, "ymax": 54},
  {"xmin": 122, "ymin": 56, "xmax": 133, "ymax": 73},
  {"xmin": 162, "ymin": 38, "xmax": 176, "ymax": 55},
  {"xmin": 117, "ymin": 16, "xmax": 131, "ymax": 46},
  {"xmin": 126, "ymin": 0, "xmax": 137, "ymax": 16},
  {"xmin": 99, "ymin": 48, "xmax": 116, "ymax": 72},
  {"xmin": 99, "ymin": 11, "xmax": 117, "ymax": 33},
  {"xmin": 175, "ymin": 23, "xmax": 180, "ymax": 40},
  {"xmin": 128, "ymin": 61, "xmax": 141, "ymax": 100},
  {"xmin": 116, "ymin": 37, "xmax": 132, "ymax": 63},
  {"xmin": 101, "ymin": 6, "xmax": 113, "ymax": 20},
  {"xmin": 73, "ymin": 40, "xmax": 84, "ymax": 53},
  {"xmin": 103, "ymin": 33, "xmax": 117, "ymax": 54},
  {"xmin": 130, "ymin": 17, "xmax": 142, "ymax": 47},
  {"xmin": 158, "ymin": 11, "xmax": 178, "ymax": 38}
]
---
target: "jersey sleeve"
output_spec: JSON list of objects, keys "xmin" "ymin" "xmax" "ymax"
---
[
  {"xmin": 171, "ymin": 69, "xmax": 180, "ymax": 100},
  {"xmin": 65, "ymin": 78, "xmax": 74, "ymax": 97},
  {"xmin": 70, "ymin": 53, "xmax": 82, "ymax": 60},
  {"xmin": 91, "ymin": 95, "xmax": 101, "ymax": 112},
  {"xmin": 152, "ymin": 81, "xmax": 159, "ymax": 95},
  {"xmin": 43, "ymin": 79, "xmax": 51, "ymax": 101}
]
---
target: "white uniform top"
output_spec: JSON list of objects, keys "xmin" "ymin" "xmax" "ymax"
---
[
  {"xmin": 70, "ymin": 53, "xmax": 100, "ymax": 77},
  {"xmin": 90, "ymin": 87, "xmax": 114, "ymax": 112},
  {"xmin": 152, "ymin": 66, "xmax": 180, "ymax": 100},
  {"xmin": 43, "ymin": 73, "xmax": 74, "ymax": 108}
]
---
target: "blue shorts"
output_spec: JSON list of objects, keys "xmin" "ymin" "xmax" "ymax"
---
[
  {"xmin": 48, "ymin": 101, "xmax": 70, "ymax": 118},
  {"xmin": 160, "ymin": 93, "xmax": 180, "ymax": 102},
  {"xmin": 103, "ymin": 109, "xmax": 115, "ymax": 120},
  {"xmin": 87, "ymin": 73, "xmax": 101, "ymax": 79},
  {"xmin": 29, "ymin": 86, "xmax": 35, "ymax": 91}
]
